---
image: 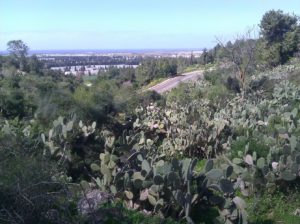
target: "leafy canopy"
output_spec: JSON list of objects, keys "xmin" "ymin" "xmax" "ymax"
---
[{"xmin": 260, "ymin": 10, "xmax": 298, "ymax": 43}]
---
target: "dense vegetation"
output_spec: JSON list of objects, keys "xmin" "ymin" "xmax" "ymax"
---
[{"xmin": 0, "ymin": 10, "xmax": 300, "ymax": 224}]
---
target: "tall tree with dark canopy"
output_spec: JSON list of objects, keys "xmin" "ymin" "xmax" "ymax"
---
[
  {"xmin": 260, "ymin": 10, "xmax": 298, "ymax": 43},
  {"xmin": 7, "ymin": 40, "xmax": 29, "ymax": 71},
  {"xmin": 260, "ymin": 10, "xmax": 300, "ymax": 65}
]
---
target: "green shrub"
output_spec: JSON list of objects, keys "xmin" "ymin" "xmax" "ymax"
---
[
  {"xmin": 226, "ymin": 77, "xmax": 241, "ymax": 93},
  {"xmin": 205, "ymin": 83, "xmax": 231, "ymax": 105},
  {"xmin": 0, "ymin": 147, "xmax": 77, "ymax": 224},
  {"xmin": 230, "ymin": 136, "xmax": 248, "ymax": 159},
  {"xmin": 167, "ymin": 82, "xmax": 202, "ymax": 104},
  {"xmin": 86, "ymin": 202, "xmax": 180, "ymax": 224},
  {"xmin": 247, "ymin": 191, "xmax": 300, "ymax": 224}
]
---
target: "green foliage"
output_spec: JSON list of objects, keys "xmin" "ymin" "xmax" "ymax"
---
[
  {"xmin": 170, "ymin": 67, "xmax": 234, "ymax": 105},
  {"xmin": 88, "ymin": 202, "xmax": 179, "ymax": 224},
  {"xmin": 93, "ymin": 139, "xmax": 246, "ymax": 224},
  {"xmin": 0, "ymin": 73, "xmax": 81, "ymax": 125},
  {"xmin": 72, "ymin": 78, "xmax": 141, "ymax": 123},
  {"xmin": 166, "ymin": 82, "xmax": 203, "ymax": 105},
  {"xmin": 203, "ymin": 66, "xmax": 241, "ymax": 94},
  {"xmin": 2, "ymin": 30, "xmax": 300, "ymax": 224},
  {"xmin": 7, "ymin": 40, "xmax": 29, "ymax": 71},
  {"xmin": 138, "ymin": 90, "xmax": 165, "ymax": 107},
  {"xmin": 204, "ymin": 69, "xmax": 221, "ymax": 85},
  {"xmin": 133, "ymin": 98, "xmax": 231, "ymax": 158},
  {"xmin": 205, "ymin": 83, "xmax": 231, "ymax": 105},
  {"xmin": 0, "ymin": 87, "xmax": 26, "ymax": 118},
  {"xmin": 136, "ymin": 58, "xmax": 178, "ymax": 86},
  {"xmin": 260, "ymin": 10, "xmax": 298, "ymax": 43},
  {"xmin": 199, "ymin": 45, "xmax": 224, "ymax": 65},
  {"xmin": 247, "ymin": 191, "xmax": 300, "ymax": 224},
  {"xmin": 0, "ymin": 125, "xmax": 77, "ymax": 223},
  {"xmin": 101, "ymin": 67, "xmax": 136, "ymax": 84},
  {"xmin": 260, "ymin": 10, "xmax": 300, "ymax": 66},
  {"xmin": 28, "ymin": 54, "xmax": 44, "ymax": 74},
  {"xmin": 41, "ymin": 116, "xmax": 106, "ymax": 182}
]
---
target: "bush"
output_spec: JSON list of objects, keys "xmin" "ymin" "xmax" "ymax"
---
[
  {"xmin": 0, "ymin": 147, "xmax": 77, "ymax": 224},
  {"xmin": 204, "ymin": 70, "xmax": 220, "ymax": 85},
  {"xmin": 226, "ymin": 77, "xmax": 241, "ymax": 93},
  {"xmin": 139, "ymin": 90, "xmax": 165, "ymax": 107},
  {"xmin": 84, "ymin": 202, "xmax": 179, "ymax": 224},
  {"xmin": 205, "ymin": 83, "xmax": 232, "ymax": 105}
]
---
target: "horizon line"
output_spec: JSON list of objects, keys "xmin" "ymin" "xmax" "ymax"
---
[{"xmin": 0, "ymin": 47, "xmax": 204, "ymax": 51}]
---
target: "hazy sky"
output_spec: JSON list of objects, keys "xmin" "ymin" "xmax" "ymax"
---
[{"xmin": 0, "ymin": 0, "xmax": 299, "ymax": 50}]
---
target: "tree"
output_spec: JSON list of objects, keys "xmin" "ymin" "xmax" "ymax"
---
[
  {"xmin": 135, "ymin": 58, "xmax": 177, "ymax": 86},
  {"xmin": 281, "ymin": 26, "xmax": 300, "ymax": 62},
  {"xmin": 217, "ymin": 29, "xmax": 257, "ymax": 92},
  {"xmin": 7, "ymin": 40, "xmax": 29, "ymax": 71},
  {"xmin": 260, "ymin": 10, "xmax": 300, "ymax": 65},
  {"xmin": 189, "ymin": 51, "xmax": 195, "ymax": 65},
  {"xmin": 260, "ymin": 10, "xmax": 298, "ymax": 43},
  {"xmin": 28, "ymin": 55, "xmax": 43, "ymax": 73},
  {"xmin": 199, "ymin": 48, "xmax": 208, "ymax": 65}
]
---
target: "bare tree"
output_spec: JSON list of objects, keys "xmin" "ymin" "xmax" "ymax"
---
[{"xmin": 216, "ymin": 28, "xmax": 258, "ymax": 93}]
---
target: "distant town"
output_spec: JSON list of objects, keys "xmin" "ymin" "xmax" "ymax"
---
[{"xmin": 36, "ymin": 49, "xmax": 202, "ymax": 76}]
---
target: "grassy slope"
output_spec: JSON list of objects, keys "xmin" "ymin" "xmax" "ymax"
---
[{"xmin": 247, "ymin": 191, "xmax": 300, "ymax": 224}]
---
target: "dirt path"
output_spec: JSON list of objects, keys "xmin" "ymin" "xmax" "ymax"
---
[{"xmin": 148, "ymin": 70, "xmax": 203, "ymax": 93}]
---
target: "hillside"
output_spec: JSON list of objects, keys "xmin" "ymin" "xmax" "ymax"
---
[{"xmin": 1, "ymin": 9, "xmax": 300, "ymax": 224}]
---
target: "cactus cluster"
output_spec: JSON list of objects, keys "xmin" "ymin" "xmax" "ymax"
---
[
  {"xmin": 41, "ymin": 116, "xmax": 97, "ymax": 161},
  {"xmin": 79, "ymin": 120, "xmax": 96, "ymax": 137},
  {"xmin": 133, "ymin": 100, "xmax": 231, "ymax": 158},
  {"xmin": 36, "ymin": 77, "xmax": 300, "ymax": 223},
  {"xmin": 91, "ymin": 132, "xmax": 246, "ymax": 224},
  {"xmin": 228, "ymin": 135, "xmax": 300, "ymax": 195},
  {"xmin": 41, "ymin": 116, "xmax": 74, "ymax": 158}
]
